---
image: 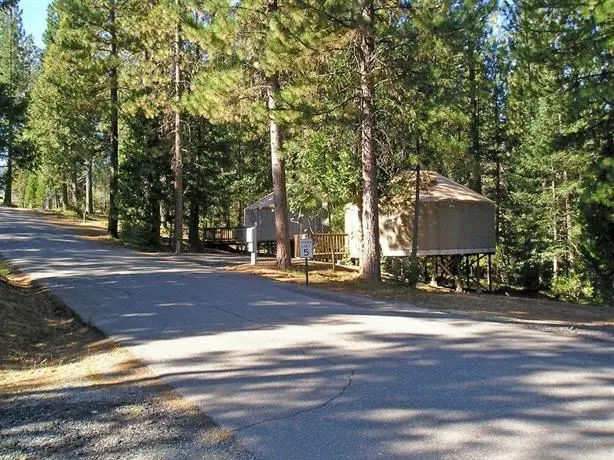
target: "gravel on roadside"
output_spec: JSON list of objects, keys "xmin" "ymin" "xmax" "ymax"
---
[
  {"xmin": 0, "ymin": 260, "xmax": 255, "ymax": 460},
  {"xmin": 0, "ymin": 346, "xmax": 256, "ymax": 460}
]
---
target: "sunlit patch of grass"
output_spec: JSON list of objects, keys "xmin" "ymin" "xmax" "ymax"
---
[{"xmin": 0, "ymin": 259, "xmax": 10, "ymax": 278}]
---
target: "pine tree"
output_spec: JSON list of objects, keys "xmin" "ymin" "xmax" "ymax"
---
[
  {"xmin": 27, "ymin": 1, "xmax": 105, "ymax": 212},
  {"xmin": 0, "ymin": 2, "xmax": 35, "ymax": 205},
  {"xmin": 187, "ymin": 0, "xmax": 329, "ymax": 269},
  {"xmin": 173, "ymin": 0, "xmax": 183, "ymax": 253},
  {"xmin": 52, "ymin": 0, "xmax": 138, "ymax": 236},
  {"xmin": 119, "ymin": 0, "xmax": 180, "ymax": 246},
  {"xmin": 506, "ymin": 0, "xmax": 614, "ymax": 300}
]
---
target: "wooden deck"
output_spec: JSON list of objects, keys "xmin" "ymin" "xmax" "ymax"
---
[
  {"xmin": 202, "ymin": 227, "xmax": 245, "ymax": 243},
  {"xmin": 293, "ymin": 233, "xmax": 347, "ymax": 263},
  {"xmin": 202, "ymin": 226, "xmax": 278, "ymax": 255}
]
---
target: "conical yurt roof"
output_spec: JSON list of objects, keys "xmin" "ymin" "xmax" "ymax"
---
[{"xmin": 386, "ymin": 170, "xmax": 493, "ymax": 205}]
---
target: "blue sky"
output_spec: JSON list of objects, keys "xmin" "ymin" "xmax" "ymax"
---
[{"xmin": 21, "ymin": 0, "xmax": 51, "ymax": 48}]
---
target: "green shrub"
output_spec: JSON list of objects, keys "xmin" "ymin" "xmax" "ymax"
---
[
  {"xmin": 405, "ymin": 259, "xmax": 421, "ymax": 287},
  {"xmin": 23, "ymin": 172, "xmax": 45, "ymax": 209},
  {"xmin": 551, "ymin": 273, "xmax": 593, "ymax": 302},
  {"xmin": 119, "ymin": 221, "xmax": 157, "ymax": 247},
  {"xmin": 382, "ymin": 256, "xmax": 421, "ymax": 287}
]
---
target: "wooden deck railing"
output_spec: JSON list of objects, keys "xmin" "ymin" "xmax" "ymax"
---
[
  {"xmin": 202, "ymin": 226, "xmax": 245, "ymax": 242},
  {"xmin": 294, "ymin": 233, "xmax": 347, "ymax": 262}
]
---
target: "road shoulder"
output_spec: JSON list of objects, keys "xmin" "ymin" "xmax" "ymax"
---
[{"xmin": 0, "ymin": 258, "xmax": 253, "ymax": 460}]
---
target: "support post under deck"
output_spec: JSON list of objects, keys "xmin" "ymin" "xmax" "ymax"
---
[{"xmin": 487, "ymin": 254, "xmax": 492, "ymax": 292}]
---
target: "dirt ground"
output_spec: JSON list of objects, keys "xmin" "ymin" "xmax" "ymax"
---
[
  {"xmin": 228, "ymin": 260, "xmax": 614, "ymax": 329},
  {"xmin": 0, "ymin": 259, "xmax": 251, "ymax": 459}
]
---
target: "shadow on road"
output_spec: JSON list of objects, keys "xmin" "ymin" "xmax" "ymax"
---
[{"xmin": 1, "ymin": 208, "xmax": 614, "ymax": 459}]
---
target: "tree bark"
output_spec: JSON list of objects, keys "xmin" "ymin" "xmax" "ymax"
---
[
  {"xmin": 188, "ymin": 198, "xmax": 200, "ymax": 249},
  {"xmin": 173, "ymin": 3, "xmax": 183, "ymax": 255},
  {"xmin": 358, "ymin": 0, "xmax": 380, "ymax": 282},
  {"xmin": 148, "ymin": 190, "xmax": 161, "ymax": 247},
  {"xmin": 72, "ymin": 168, "xmax": 82, "ymax": 208},
  {"xmin": 551, "ymin": 179, "xmax": 558, "ymax": 279},
  {"xmin": 237, "ymin": 202, "xmax": 244, "ymax": 227},
  {"xmin": 2, "ymin": 150, "xmax": 12, "ymax": 206},
  {"xmin": 3, "ymin": 8, "xmax": 13, "ymax": 207},
  {"xmin": 86, "ymin": 160, "xmax": 93, "ymax": 214},
  {"xmin": 107, "ymin": 3, "xmax": 119, "ymax": 238},
  {"xmin": 268, "ymin": 73, "xmax": 291, "ymax": 269},
  {"xmin": 410, "ymin": 161, "xmax": 421, "ymax": 263},
  {"xmin": 61, "ymin": 182, "xmax": 69, "ymax": 210},
  {"xmin": 493, "ymin": 83, "xmax": 502, "ymax": 242},
  {"xmin": 563, "ymin": 170, "xmax": 573, "ymax": 265},
  {"xmin": 495, "ymin": 152, "xmax": 501, "ymax": 240},
  {"xmin": 468, "ymin": 42, "xmax": 482, "ymax": 193},
  {"xmin": 267, "ymin": 0, "xmax": 291, "ymax": 270}
]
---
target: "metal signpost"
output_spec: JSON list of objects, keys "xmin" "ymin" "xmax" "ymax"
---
[
  {"xmin": 299, "ymin": 238, "xmax": 313, "ymax": 285},
  {"xmin": 246, "ymin": 226, "xmax": 257, "ymax": 265}
]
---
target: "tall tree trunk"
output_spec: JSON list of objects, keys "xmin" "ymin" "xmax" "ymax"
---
[
  {"xmin": 563, "ymin": 170, "xmax": 573, "ymax": 265},
  {"xmin": 71, "ymin": 168, "xmax": 80, "ymax": 208},
  {"xmin": 148, "ymin": 189, "xmax": 161, "ymax": 247},
  {"xmin": 267, "ymin": 0, "xmax": 291, "ymax": 270},
  {"xmin": 86, "ymin": 160, "xmax": 93, "ymax": 214},
  {"xmin": 224, "ymin": 205, "xmax": 230, "ymax": 228},
  {"xmin": 495, "ymin": 151, "xmax": 501, "ymax": 241},
  {"xmin": 551, "ymin": 179, "xmax": 558, "ymax": 279},
  {"xmin": 188, "ymin": 198, "xmax": 200, "ymax": 249},
  {"xmin": 493, "ymin": 83, "xmax": 502, "ymax": 242},
  {"xmin": 3, "ymin": 8, "xmax": 13, "ymax": 207},
  {"xmin": 2, "ymin": 149, "xmax": 12, "ymax": 206},
  {"xmin": 268, "ymin": 73, "xmax": 291, "ymax": 269},
  {"xmin": 173, "ymin": 4, "xmax": 183, "ymax": 255},
  {"xmin": 61, "ymin": 182, "xmax": 69, "ymax": 210},
  {"xmin": 359, "ymin": 0, "xmax": 380, "ymax": 282},
  {"xmin": 238, "ymin": 202, "xmax": 244, "ymax": 227},
  {"xmin": 410, "ymin": 161, "xmax": 421, "ymax": 264},
  {"xmin": 468, "ymin": 43, "xmax": 482, "ymax": 193},
  {"xmin": 107, "ymin": 4, "xmax": 119, "ymax": 238}
]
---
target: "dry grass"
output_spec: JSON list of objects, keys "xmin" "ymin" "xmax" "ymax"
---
[
  {"xmin": 0, "ymin": 261, "xmax": 103, "ymax": 396},
  {"xmin": 0, "ymin": 259, "xmax": 103, "ymax": 372},
  {"xmin": 228, "ymin": 260, "xmax": 614, "ymax": 328}
]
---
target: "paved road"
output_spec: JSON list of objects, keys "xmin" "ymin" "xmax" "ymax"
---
[{"xmin": 1, "ymin": 207, "xmax": 613, "ymax": 460}]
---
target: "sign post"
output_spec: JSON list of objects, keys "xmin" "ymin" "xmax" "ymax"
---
[
  {"xmin": 299, "ymin": 238, "xmax": 313, "ymax": 285},
  {"xmin": 246, "ymin": 226, "xmax": 258, "ymax": 265}
]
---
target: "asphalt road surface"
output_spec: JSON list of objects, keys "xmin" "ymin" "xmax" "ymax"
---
[{"xmin": 1, "ymin": 207, "xmax": 613, "ymax": 460}]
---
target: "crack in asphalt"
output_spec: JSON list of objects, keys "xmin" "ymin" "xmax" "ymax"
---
[
  {"xmin": 234, "ymin": 370, "xmax": 355, "ymax": 433},
  {"xmin": 211, "ymin": 303, "xmax": 258, "ymax": 323},
  {"xmin": 205, "ymin": 302, "xmax": 358, "ymax": 434}
]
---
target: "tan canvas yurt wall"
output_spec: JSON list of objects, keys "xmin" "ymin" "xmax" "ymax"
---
[{"xmin": 345, "ymin": 171, "xmax": 496, "ymax": 258}]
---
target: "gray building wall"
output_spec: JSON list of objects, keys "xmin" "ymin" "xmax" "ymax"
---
[{"xmin": 243, "ymin": 207, "xmax": 325, "ymax": 242}]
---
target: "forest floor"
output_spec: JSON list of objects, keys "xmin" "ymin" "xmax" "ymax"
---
[
  {"xmin": 22, "ymin": 208, "xmax": 176, "ymax": 253},
  {"xmin": 24, "ymin": 208, "xmax": 109, "ymax": 238},
  {"xmin": 228, "ymin": 260, "xmax": 614, "ymax": 331},
  {"xmin": 0, "ymin": 258, "xmax": 251, "ymax": 459}
]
